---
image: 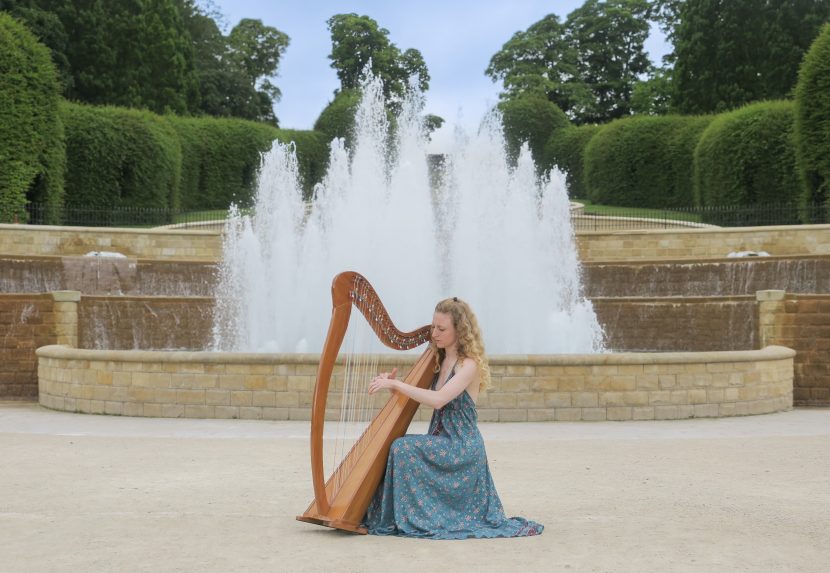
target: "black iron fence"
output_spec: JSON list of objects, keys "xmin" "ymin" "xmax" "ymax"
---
[
  {"xmin": 3, "ymin": 202, "xmax": 828, "ymax": 231},
  {"xmin": 19, "ymin": 203, "xmax": 234, "ymax": 229},
  {"xmin": 572, "ymin": 202, "xmax": 828, "ymax": 231}
]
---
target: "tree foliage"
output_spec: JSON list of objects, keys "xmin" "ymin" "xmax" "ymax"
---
[
  {"xmin": 327, "ymin": 13, "xmax": 429, "ymax": 111},
  {"xmin": 3, "ymin": 0, "xmax": 289, "ymax": 123},
  {"xmin": 672, "ymin": 0, "xmax": 830, "ymax": 114},
  {"xmin": 0, "ymin": 11, "xmax": 64, "ymax": 223},
  {"xmin": 486, "ymin": 0, "xmax": 651, "ymax": 125}
]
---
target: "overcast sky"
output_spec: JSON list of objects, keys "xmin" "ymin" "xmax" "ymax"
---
[{"xmin": 211, "ymin": 1, "xmax": 668, "ymax": 149}]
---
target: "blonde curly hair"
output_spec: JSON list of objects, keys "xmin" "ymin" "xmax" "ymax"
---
[{"xmin": 430, "ymin": 297, "xmax": 491, "ymax": 393}]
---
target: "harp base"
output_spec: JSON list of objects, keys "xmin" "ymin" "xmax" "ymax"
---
[{"xmin": 296, "ymin": 514, "xmax": 368, "ymax": 535}]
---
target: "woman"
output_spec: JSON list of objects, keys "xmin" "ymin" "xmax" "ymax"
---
[{"xmin": 364, "ymin": 297, "xmax": 544, "ymax": 539}]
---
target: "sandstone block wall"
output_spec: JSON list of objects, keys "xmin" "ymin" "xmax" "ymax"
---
[
  {"xmin": 0, "ymin": 294, "xmax": 58, "ymax": 397},
  {"xmin": 78, "ymin": 296, "xmax": 214, "ymax": 351},
  {"xmin": 577, "ymin": 224, "xmax": 830, "ymax": 262},
  {"xmin": 0, "ymin": 224, "xmax": 221, "ymax": 261},
  {"xmin": 593, "ymin": 296, "xmax": 758, "ymax": 351},
  {"xmin": 36, "ymin": 346, "xmax": 794, "ymax": 421},
  {"xmin": 761, "ymin": 293, "xmax": 830, "ymax": 406},
  {"xmin": 5, "ymin": 223, "xmax": 830, "ymax": 264},
  {"xmin": 0, "ymin": 255, "xmax": 216, "ymax": 297},
  {"xmin": 583, "ymin": 255, "xmax": 830, "ymax": 298}
]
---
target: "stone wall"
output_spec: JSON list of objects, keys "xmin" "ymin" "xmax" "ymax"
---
[
  {"xmin": 583, "ymin": 255, "xmax": 830, "ymax": 298},
  {"xmin": 5, "ymin": 222, "xmax": 830, "ymax": 264},
  {"xmin": 36, "ymin": 345, "xmax": 794, "ymax": 421},
  {"xmin": 0, "ymin": 224, "xmax": 221, "ymax": 261},
  {"xmin": 9, "ymin": 290, "xmax": 829, "ymax": 406},
  {"xmin": 5, "ymin": 253, "xmax": 828, "ymax": 300},
  {"xmin": 577, "ymin": 224, "xmax": 830, "ymax": 262},
  {"xmin": 0, "ymin": 293, "xmax": 61, "ymax": 397},
  {"xmin": 593, "ymin": 296, "xmax": 758, "ymax": 352},
  {"xmin": 0, "ymin": 255, "xmax": 217, "ymax": 296},
  {"xmin": 759, "ymin": 291, "xmax": 830, "ymax": 406},
  {"xmin": 79, "ymin": 296, "xmax": 214, "ymax": 351},
  {"xmin": 70, "ymin": 294, "xmax": 761, "ymax": 354}
]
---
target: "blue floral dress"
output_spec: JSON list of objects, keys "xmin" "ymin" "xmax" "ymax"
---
[{"xmin": 363, "ymin": 370, "xmax": 544, "ymax": 539}]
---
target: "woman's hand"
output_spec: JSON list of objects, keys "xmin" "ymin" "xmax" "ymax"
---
[{"xmin": 368, "ymin": 367, "xmax": 398, "ymax": 395}]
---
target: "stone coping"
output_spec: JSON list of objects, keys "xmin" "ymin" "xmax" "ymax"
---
[
  {"xmin": 582, "ymin": 253, "xmax": 830, "ymax": 266},
  {"xmin": 0, "ymin": 223, "xmax": 220, "ymax": 237},
  {"xmin": 577, "ymin": 223, "xmax": 830, "ymax": 237},
  {"xmin": 573, "ymin": 214, "xmax": 715, "ymax": 229},
  {"xmin": 36, "ymin": 344, "xmax": 795, "ymax": 365}
]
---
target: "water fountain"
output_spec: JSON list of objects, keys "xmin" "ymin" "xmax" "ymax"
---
[
  {"xmin": 29, "ymin": 77, "xmax": 799, "ymax": 420},
  {"xmin": 212, "ymin": 75, "xmax": 605, "ymax": 355}
]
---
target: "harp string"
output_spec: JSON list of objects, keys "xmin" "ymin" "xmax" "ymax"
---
[{"xmin": 328, "ymin": 278, "xmax": 386, "ymax": 495}]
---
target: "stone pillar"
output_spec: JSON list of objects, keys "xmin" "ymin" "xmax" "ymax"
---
[
  {"xmin": 51, "ymin": 290, "xmax": 81, "ymax": 347},
  {"xmin": 757, "ymin": 289, "xmax": 786, "ymax": 348}
]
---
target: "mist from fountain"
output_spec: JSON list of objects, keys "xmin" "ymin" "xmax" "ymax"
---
[{"xmin": 212, "ymin": 75, "xmax": 605, "ymax": 355}]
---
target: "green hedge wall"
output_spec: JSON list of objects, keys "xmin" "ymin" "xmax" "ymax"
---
[
  {"xmin": 584, "ymin": 115, "xmax": 712, "ymax": 208},
  {"xmin": 795, "ymin": 22, "xmax": 830, "ymax": 216},
  {"xmin": 499, "ymin": 94, "xmax": 570, "ymax": 169},
  {"xmin": 274, "ymin": 129, "xmax": 329, "ymax": 200},
  {"xmin": 167, "ymin": 116, "xmax": 278, "ymax": 210},
  {"xmin": 61, "ymin": 102, "xmax": 181, "ymax": 218},
  {"xmin": 0, "ymin": 12, "xmax": 64, "ymax": 224},
  {"xmin": 61, "ymin": 106, "xmax": 329, "ymax": 213},
  {"xmin": 694, "ymin": 101, "xmax": 799, "ymax": 211},
  {"xmin": 543, "ymin": 124, "xmax": 601, "ymax": 199},
  {"xmin": 314, "ymin": 89, "xmax": 361, "ymax": 147}
]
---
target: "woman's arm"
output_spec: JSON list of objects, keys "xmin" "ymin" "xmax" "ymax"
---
[{"xmin": 368, "ymin": 360, "xmax": 477, "ymax": 409}]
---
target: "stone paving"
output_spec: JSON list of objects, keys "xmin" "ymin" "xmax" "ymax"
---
[{"xmin": 2, "ymin": 401, "xmax": 829, "ymax": 572}]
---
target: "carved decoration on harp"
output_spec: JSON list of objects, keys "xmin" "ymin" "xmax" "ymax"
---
[{"xmin": 296, "ymin": 271, "xmax": 434, "ymax": 534}]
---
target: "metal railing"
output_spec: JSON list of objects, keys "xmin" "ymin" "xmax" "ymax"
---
[
  {"xmin": 18, "ymin": 204, "xmax": 235, "ymax": 230},
  {"xmin": 572, "ymin": 203, "xmax": 828, "ymax": 232},
  {"xmin": 4, "ymin": 202, "xmax": 828, "ymax": 231}
]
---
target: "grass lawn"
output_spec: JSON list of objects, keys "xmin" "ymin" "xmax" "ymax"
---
[{"xmin": 576, "ymin": 199, "xmax": 704, "ymax": 223}]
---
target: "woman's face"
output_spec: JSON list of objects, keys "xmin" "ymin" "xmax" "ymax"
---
[{"xmin": 431, "ymin": 311, "xmax": 457, "ymax": 350}]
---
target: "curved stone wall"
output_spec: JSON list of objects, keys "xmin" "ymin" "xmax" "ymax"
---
[{"xmin": 37, "ymin": 345, "xmax": 794, "ymax": 422}]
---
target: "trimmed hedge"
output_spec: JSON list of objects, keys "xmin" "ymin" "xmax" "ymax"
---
[
  {"xmin": 795, "ymin": 22, "xmax": 830, "ymax": 216},
  {"xmin": 0, "ymin": 12, "xmax": 64, "ymax": 223},
  {"xmin": 584, "ymin": 115, "xmax": 712, "ymax": 208},
  {"xmin": 275, "ymin": 129, "xmax": 329, "ymax": 200},
  {"xmin": 694, "ymin": 101, "xmax": 800, "ymax": 211},
  {"xmin": 61, "ymin": 104, "xmax": 327, "ymax": 214},
  {"xmin": 543, "ymin": 124, "xmax": 601, "ymax": 199},
  {"xmin": 499, "ymin": 94, "xmax": 570, "ymax": 169},
  {"xmin": 61, "ymin": 102, "xmax": 181, "ymax": 219},
  {"xmin": 314, "ymin": 89, "xmax": 361, "ymax": 146},
  {"xmin": 167, "ymin": 116, "xmax": 278, "ymax": 210}
]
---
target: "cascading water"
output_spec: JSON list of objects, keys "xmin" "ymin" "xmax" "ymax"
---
[{"xmin": 212, "ymin": 76, "xmax": 605, "ymax": 354}]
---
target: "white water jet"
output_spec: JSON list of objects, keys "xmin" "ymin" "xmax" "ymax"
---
[{"xmin": 212, "ymin": 76, "xmax": 605, "ymax": 354}]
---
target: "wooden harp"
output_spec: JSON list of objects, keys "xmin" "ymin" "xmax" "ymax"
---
[{"xmin": 296, "ymin": 271, "xmax": 435, "ymax": 534}]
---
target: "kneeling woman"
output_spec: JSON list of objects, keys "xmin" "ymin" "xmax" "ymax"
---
[{"xmin": 364, "ymin": 297, "xmax": 544, "ymax": 539}]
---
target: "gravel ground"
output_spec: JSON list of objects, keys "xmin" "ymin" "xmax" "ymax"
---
[{"xmin": 1, "ymin": 402, "xmax": 828, "ymax": 573}]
